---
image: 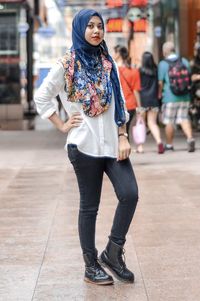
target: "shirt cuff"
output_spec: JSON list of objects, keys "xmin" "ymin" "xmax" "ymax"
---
[{"xmin": 41, "ymin": 107, "xmax": 57, "ymax": 119}]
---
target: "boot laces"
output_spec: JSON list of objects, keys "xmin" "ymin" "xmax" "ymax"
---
[{"xmin": 95, "ymin": 261, "xmax": 106, "ymax": 276}]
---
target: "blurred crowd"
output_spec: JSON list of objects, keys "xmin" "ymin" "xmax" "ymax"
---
[{"xmin": 112, "ymin": 41, "xmax": 200, "ymax": 154}]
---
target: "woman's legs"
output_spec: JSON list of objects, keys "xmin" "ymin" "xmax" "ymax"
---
[
  {"xmin": 104, "ymin": 158, "xmax": 138, "ymax": 245},
  {"xmin": 136, "ymin": 112, "xmax": 146, "ymax": 153},
  {"xmin": 99, "ymin": 158, "xmax": 138, "ymax": 282},
  {"xmin": 147, "ymin": 110, "xmax": 162, "ymax": 144},
  {"xmin": 68, "ymin": 146, "xmax": 104, "ymax": 255},
  {"xmin": 68, "ymin": 147, "xmax": 114, "ymax": 285}
]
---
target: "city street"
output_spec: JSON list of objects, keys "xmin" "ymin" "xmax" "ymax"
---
[{"xmin": 0, "ymin": 124, "xmax": 200, "ymax": 301}]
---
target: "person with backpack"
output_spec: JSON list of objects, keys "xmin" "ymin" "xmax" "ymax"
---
[{"xmin": 158, "ymin": 41, "xmax": 195, "ymax": 152}]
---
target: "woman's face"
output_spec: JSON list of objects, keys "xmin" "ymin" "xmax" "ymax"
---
[{"xmin": 85, "ymin": 16, "xmax": 104, "ymax": 46}]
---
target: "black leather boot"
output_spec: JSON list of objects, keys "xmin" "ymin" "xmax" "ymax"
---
[
  {"xmin": 99, "ymin": 240, "xmax": 134, "ymax": 283},
  {"xmin": 83, "ymin": 252, "xmax": 114, "ymax": 285}
]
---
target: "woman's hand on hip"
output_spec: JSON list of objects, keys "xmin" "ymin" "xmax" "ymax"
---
[
  {"xmin": 117, "ymin": 136, "xmax": 131, "ymax": 161},
  {"xmin": 60, "ymin": 112, "xmax": 83, "ymax": 133},
  {"xmin": 49, "ymin": 112, "xmax": 82, "ymax": 133}
]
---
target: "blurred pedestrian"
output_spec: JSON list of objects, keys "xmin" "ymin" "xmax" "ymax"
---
[
  {"xmin": 190, "ymin": 46, "xmax": 200, "ymax": 130},
  {"xmin": 139, "ymin": 51, "xmax": 164, "ymax": 154},
  {"xmin": 158, "ymin": 41, "xmax": 195, "ymax": 152},
  {"xmin": 34, "ymin": 9, "xmax": 138, "ymax": 285},
  {"xmin": 113, "ymin": 45, "xmax": 141, "ymax": 140}
]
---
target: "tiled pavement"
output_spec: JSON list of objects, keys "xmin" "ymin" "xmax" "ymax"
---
[{"xmin": 0, "ymin": 127, "xmax": 200, "ymax": 301}]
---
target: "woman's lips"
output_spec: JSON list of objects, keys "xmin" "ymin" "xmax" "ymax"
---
[{"xmin": 92, "ymin": 36, "xmax": 100, "ymax": 40}]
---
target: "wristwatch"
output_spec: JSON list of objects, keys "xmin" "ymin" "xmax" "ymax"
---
[{"xmin": 118, "ymin": 132, "xmax": 128, "ymax": 138}]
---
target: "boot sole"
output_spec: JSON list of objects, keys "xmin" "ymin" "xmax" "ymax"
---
[
  {"xmin": 84, "ymin": 277, "xmax": 114, "ymax": 285},
  {"xmin": 99, "ymin": 256, "xmax": 134, "ymax": 284}
]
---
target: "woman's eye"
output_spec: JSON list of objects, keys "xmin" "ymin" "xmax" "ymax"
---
[{"xmin": 87, "ymin": 24, "xmax": 103, "ymax": 30}]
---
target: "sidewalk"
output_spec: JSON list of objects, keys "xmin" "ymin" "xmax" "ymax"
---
[{"xmin": 0, "ymin": 127, "xmax": 200, "ymax": 301}]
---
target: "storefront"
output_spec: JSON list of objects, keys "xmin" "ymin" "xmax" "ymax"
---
[
  {"xmin": 0, "ymin": 0, "xmax": 35, "ymax": 125},
  {"xmin": 179, "ymin": 0, "xmax": 200, "ymax": 60},
  {"xmin": 152, "ymin": 0, "xmax": 200, "ymax": 62}
]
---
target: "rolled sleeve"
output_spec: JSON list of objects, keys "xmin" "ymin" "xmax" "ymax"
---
[{"xmin": 34, "ymin": 62, "xmax": 65, "ymax": 119}]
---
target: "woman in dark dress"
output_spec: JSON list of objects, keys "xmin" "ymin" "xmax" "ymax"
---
[{"xmin": 138, "ymin": 51, "xmax": 164, "ymax": 154}]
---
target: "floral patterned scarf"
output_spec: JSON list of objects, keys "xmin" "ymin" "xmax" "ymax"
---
[{"xmin": 60, "ymin": 49, "xmax": 113, "ymax": 117}]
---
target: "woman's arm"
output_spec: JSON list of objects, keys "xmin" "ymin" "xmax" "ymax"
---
[
  {"xmin": 134, "ymin": 90, "xmax": 141, "ymax": 107},
  {"xmin": 34, "ymin": 63, "xmax": 65, "ymax": 119}
]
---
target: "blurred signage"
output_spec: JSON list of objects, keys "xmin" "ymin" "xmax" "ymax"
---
[
  {"xmin": 106, "ymin": 18, "xmax": 124, "ymax": 32},
  {"xmin": 18, "ymin": 22, "xmax": 29, "ymax": 33},
  {"xmin": 105, "ymin": 0, "xmax": 123, "ymax": 8},
  {"xmin": 128, "ymin": 7, "xmax": 152, "ymax": 21},
  {"xmin": 38, "ymin": 26, "xmax": 55, "ymax": 37},
  {"xmin": 0, "ymin": 57, "xmax": 20, "ymax": 64},
  {"xmin": 134, "ymin": 19, "xmax": 148, "ymax": 32},
  {"xmin": 154, "ymin": 26, "xmax": 162, "ymax": 37},
  {"xmin": 127, "ymin": 7, "xmax": 142, "ymax": 21},
  {"xmin": 129, "ymin": 0, "xmax": 147, "ymax": 6},
  {"xmin": 106, "ymin": 18, "xmax": 147, "ymax": 33}
]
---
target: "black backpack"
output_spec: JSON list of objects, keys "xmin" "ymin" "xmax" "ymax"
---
[{"xmin": 165, "ymin": 58, "xmax": 191, "ymax": 96}]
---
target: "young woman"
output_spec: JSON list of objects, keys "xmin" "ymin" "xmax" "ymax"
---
[
  {"xmin": 139, "ymin": 51, "xmax": 164, "ymax": 154},
  {"xmin": 113, "ymin": 45, "xmax": 141, "ymax": 140},
  {"xmin": 34, "ymin": 9, "xmax": 138, "ymax": 285}
]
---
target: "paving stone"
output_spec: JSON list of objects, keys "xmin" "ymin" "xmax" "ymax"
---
[{"xmin": 0, "ymin": 129, "xmax": 200, "ymax": 301}]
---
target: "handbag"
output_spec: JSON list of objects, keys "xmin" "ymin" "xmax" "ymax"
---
[{"xmin": 132, "ymin": 115, "xmax": 146, "ymax": 145}]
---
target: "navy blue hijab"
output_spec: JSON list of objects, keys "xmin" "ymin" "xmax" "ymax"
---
[{"xmin": 71, "ymin": 9, "xmax": 126, "ymax": 126}]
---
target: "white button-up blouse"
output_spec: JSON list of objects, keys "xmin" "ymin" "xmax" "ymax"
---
[{"xmin": 34, "ymin": 61, "xmax": 129, "ymax": 158}]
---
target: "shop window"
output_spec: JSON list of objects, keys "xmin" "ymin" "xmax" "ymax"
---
[{"xmin": 0, "ymin": 12, "xmax": 18, "ymax": 55}]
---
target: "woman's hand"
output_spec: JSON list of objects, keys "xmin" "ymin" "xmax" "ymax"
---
[
  {"xmin": 191, "ymin": 74, "xmax": 200, "ymax": 82},
  {"xmin": 60, "ymin": 112, "xmax": 83, "ymax": 133},
  {"xmin": 117, "ymin": 136, "xmax": 131, "ymax": 161},
  {"xmin": 49, "ymin": 112, "xmax": 83, "ymax": 133}
]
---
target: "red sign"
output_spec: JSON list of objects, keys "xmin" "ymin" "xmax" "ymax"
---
[
  {"xmin": 105, "ymin": 0, "xmax": 123, "ymax": 8},
  {"xmin": 134, "ymin": 19, "xmax": 148, "ymax": 32},
  {"xmin": 106, "ymin": 18, "xmax": 124, "ymax": 32},
  {"xmin": 106, "ymin": 18, "xmax": 148, "ymax": 33},
  {"xmin": 129, "ymin": 0, "xmax": 147, "ymax": 6}
]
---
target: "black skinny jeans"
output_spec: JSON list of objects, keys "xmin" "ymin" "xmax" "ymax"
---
[{"xmin": 67, "ymin": 144, "xmax": 138, "ymax": 255}]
